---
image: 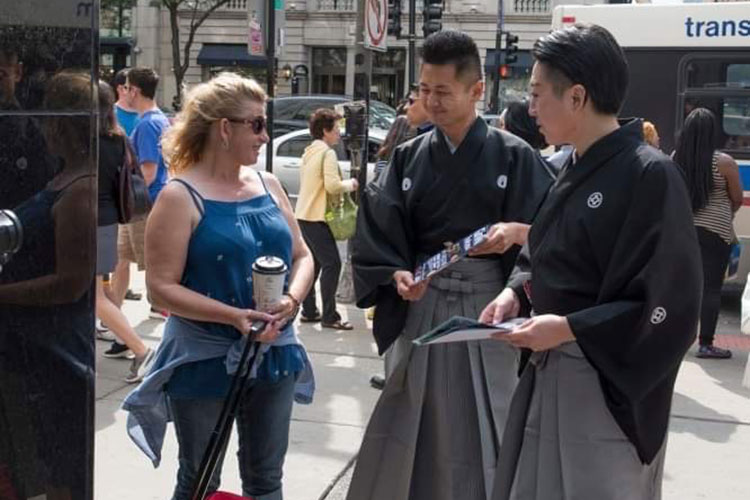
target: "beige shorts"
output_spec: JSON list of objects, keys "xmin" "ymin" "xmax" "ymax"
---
[{"xmin": 117, "ymin": 218, "xmax": 147, "ymax": 270}]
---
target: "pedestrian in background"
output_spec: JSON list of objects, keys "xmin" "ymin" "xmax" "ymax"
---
[
  {"xmin": 123, "ymin": 72, "xmax": 314, "ymax": 500},
  {"xmin": 112, "ymin": 68, "xmax": 140, "ymax": 137},
  {"xmin": 108, "ymin": 68, "xmax": 171, "ymax": 355},
  {"xmin": 674, "ymin": 107, "xmax": 742, "ymax": 359},
  {"xmin": 295, "ymin": 108, "xmax": 358, "ymax": 330},
  {"xmin": 643, "ymin": 120, "xmax": 661, "ymax": 149},
  {"xmin": 96, "ymin": 79, "xmax": 154, "ymax": 383},
  {"xmin": 497, "ymin": 97, "xmax": 547, "ymax": 151}
]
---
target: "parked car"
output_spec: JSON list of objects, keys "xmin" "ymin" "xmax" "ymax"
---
[
  {"xmin": 271, "ymin": 95, "xmax": 396, "ymax": 137},
  {"xmin": 254, "ymin": 128, "xmax": 387, "ymax": 203}
]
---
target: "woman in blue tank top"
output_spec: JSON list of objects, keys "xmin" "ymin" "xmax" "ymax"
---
[{"xmin": 123, "ymin": 73, "xmax": 314, "ymax": 500}]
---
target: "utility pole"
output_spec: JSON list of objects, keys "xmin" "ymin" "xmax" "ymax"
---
[
  {"xmin": 408, "ymin": 0, "xmax": 416, "ymax": 87},
  {"xmin": 265, "ymin": 0, "xmax": 276, "ymax": 172},
  {"xmin": 490, "ymin": 0, "xmax": 504, "ymax": 114}
]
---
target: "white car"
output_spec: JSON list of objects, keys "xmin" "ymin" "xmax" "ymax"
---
[{"xmin": 253, "ymin": 128, "xmax": 386, "ymax": 203}]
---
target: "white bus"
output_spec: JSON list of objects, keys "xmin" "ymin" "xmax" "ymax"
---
[{"xmin": 552, "ymin": 2, "xmax": 750, "ymax": 284}]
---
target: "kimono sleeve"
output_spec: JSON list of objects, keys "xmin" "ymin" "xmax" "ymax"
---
[
  {"xmin": 500, "ymin": 145, "xmax": 553, "ymax": 301},
  {"xmin": 352, "ymin": 147, "xmax": 415, "ymax": 353},
  {"xmin": 566, "ymin": 160, "xmax": 702, "ymax": 460}
]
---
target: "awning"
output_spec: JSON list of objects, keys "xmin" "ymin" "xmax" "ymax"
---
[
  {"xmin": 197, "ymin": 44, "xmax": 267, "ymax": 67},
  {"xmin": 100, "ymin": 37, "xmax": 134, "ymax": 52},
  {"xmin": 484, "ymin": 49, "xmax": 533, "ymax": 70}
]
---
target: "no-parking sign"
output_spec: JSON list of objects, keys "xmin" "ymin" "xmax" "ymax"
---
[{"xmin": 364, "ymin": 0, "xmax": 388, "ymax": 52}]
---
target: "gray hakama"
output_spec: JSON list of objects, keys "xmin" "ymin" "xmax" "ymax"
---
[
  {"xmin": 492, "ymin": 343, "xmax": 666, "ymax": 500},
  {"xmin": 347, "ymin": 259, "xmax": 518, "ymax": 500}
]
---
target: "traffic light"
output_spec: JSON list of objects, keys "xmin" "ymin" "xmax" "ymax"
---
[
  {"xmin": 504, "ymin": 31, "xmax": 519, "ymax": 65},
  {"xmin": 422, "ymin": 0, "xmax": 443, "ymax": 38},
  {"xmin": 388, "ymin": 0, "xmax": 402, "ymax": 37}
]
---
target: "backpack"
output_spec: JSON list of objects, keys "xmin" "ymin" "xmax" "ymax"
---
[{"xmin": 116, "ymin": 137, "xmax": 152, "ymax": 224}]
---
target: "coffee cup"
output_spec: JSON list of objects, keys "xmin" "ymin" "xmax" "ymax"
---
[{"xmin": 252, "ymin": 255, "xmax": 288, "ymax": 313}]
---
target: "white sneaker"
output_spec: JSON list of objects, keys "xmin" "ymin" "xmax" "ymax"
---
[
  {"xmin": 95, "ymin": 321, "xmax": 116, "ymax": 341},
  {"xmin": 125, "ymin": 348, "xmax": 156, "ymax": 384}
]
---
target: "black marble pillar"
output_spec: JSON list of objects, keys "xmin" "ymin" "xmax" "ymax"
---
[{"xmin": 0, "ymin": 2, "xmax": 98, "ymax": 499}]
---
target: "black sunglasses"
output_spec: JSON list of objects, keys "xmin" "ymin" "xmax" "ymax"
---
[{"xmin": 227, "ymin": 116, "xmax": 266, "ymax": 134}]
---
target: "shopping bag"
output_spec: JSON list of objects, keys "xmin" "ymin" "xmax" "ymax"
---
[
  {"xmin": 740, "ymin": 272, "xmax": 750, "ymax": 335},
  {"xmin": 726, "ymin": 243, "xmax": 741, "ymax": 280},
  {"xmin": 325, "ymin": 191, "xmax": 358, "ymax": 241}
]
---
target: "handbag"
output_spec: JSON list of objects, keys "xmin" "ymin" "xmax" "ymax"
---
[
  {"xmin": 321, "ymin": 150, "xmax": 358, "ymax": 241},
  {"xmin": 116, "ymin": 137, "xmax": 152, "ymax": 224},
  {"xmin": 325, "ymin": 191, "xmax": 358, "ymax": 241}
]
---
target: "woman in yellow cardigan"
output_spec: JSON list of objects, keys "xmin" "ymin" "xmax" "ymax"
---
[{"xmin": 295, "ymin": 108, "xmax": 358, "ymax": 329}]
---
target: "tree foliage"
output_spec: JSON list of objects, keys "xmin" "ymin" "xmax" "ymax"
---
[{"xmin": 161, "ymin": 0, "xmax": 233, "ymax": 110}]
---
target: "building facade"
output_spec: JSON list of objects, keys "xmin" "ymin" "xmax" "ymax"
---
[
  {"xmin": 125, "ymin": 0, "xmax": 741, "ymax": 111},
  {"xmin": 126, "ymin": 0, "xmax": 563, "ymax": 110}
]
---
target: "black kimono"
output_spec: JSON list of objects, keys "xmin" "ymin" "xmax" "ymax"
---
[
  {"xmin": 493, "ymin": 119, "xmax": 702, "ymax": 500},
  {"xmin": 348, "ymin": 118, "xmax": 553, "ymax": 500},
  {"xmin": 353, "ymin": 117, "xmax": 554, "ymax": 353}
]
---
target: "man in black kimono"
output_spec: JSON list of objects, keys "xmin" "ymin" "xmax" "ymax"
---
[
  {"xmin": 348, "ymin": 31, "xmax": 553, "ymax": 500},
  {"xmin": 481, "ymin": 25, "xmax": 702, "ymax": 500}
]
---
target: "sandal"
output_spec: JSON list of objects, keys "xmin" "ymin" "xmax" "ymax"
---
[
  {"xmin": 300, "ymin": 314, "xmax": 322, "ymax": 323},
  {"xmin": 321, "ymin": 319, "xmax": 354, "ymax": 331}
]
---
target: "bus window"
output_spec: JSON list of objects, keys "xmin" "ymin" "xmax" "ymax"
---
[{"xmin": 680, "ymin": 57, "xmax": 750, "ymax": 157}]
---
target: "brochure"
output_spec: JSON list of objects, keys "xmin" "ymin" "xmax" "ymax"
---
[
  {"xmin": 413, "ymin": 224, "xmax": 491, "ymax": 283},
  {"xmin": 413, "ymin": 316, "xmax": 528, "ymax": 346}
]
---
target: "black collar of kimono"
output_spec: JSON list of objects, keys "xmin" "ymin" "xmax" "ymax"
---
[
  {"xmin": 530, "ymin": 118, "xmax": 643, "ymax": 250},
  {"xmin": 430, "ymin": 116, "xmax": 487, "ymax": 164}
]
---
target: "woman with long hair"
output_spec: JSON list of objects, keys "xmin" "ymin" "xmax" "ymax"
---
[
  {"xmin": 674, "ymin": 107, "xmax": 742, "ymax": 359},
  {"xmin": 95, "ymin": 80, "xmax": 154, "ymax": 382},
  {"xmin": 123, "ymin": 72, "xmax": 314, "ymax": 500}
]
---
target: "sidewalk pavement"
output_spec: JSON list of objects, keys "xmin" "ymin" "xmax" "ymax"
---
[{"xmin": 95, "ymin": 271, "xmax": 750, "ymax": 500}]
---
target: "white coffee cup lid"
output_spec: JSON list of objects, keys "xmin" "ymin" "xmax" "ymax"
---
[{"xmin": 252, "ymin": 255, "xmax": 286, "ymax": 273}]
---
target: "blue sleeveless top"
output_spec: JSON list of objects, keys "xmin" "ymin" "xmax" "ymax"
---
[{"xmin": 165, "ymin": 172, "xmax": 305, "ymax": 399}]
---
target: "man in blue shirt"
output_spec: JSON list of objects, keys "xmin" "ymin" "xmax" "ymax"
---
[
  {"xmin": 108, "ymin": 67, "xmax": 171, "ymax": 353},
  {"xmin": 125, "ymin": 67, "xmax": 170, "ymax": 201},
  {"xmin": 112, "ymin": 68, "xmax": 140, "ymax": 136}
]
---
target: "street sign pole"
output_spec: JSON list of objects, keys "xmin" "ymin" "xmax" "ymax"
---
[
  {"xmin": 408, "ymin": 0, "xmax": 416, "ymax": 87},
  {"xmin": 265, "ymin": 0, "xmax": 276, "ymax": 172},
  {"xmin": 490, "ymin": 0, "xmax": 505, "ymax": 114}
]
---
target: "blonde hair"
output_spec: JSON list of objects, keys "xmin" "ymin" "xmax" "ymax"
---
[
  {"xmin": 162, "ymin": 72, "xmax": 266, "ymax": 174},
  {"xmin": 642, "ymin": 121, "xmax": 659, "ymax": 148}
]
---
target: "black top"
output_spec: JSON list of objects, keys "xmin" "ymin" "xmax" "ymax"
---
[
  {"xmin": 0, "ymin": 111, "xmax": 57, "ymax": 210},
  {"xmin": 508, "ymin": 119, "xmax": 702, "ymax": 464},
  {"xmin": 98, "ymin": 134, "xmax": 125, "ymax": 226},
  {"xmin": 352, "ymin": 117, "xmax": 554, "ymax": 353}
]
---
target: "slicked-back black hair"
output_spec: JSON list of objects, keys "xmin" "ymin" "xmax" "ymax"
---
[
  {"xmin": 674, "ymin": 108, "xmax": 718, "ymax": 211},
  {"xmin": 532, "ymin": 24, "xmax": 628, "ymax": 115},
  {"xmin": 421, "ymin": 30, "xmax": 482, "ymax": 84}
]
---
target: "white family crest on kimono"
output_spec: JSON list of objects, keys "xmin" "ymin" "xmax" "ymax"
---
[
  {"xmin": 650, "ymin": 306, "xmax": 667, "ymax": 324},
  {"xmin": 402, "ymin": 177, "xmax": 412, "ymax": 191},
  {"xmin": 497, "ymin": 174, "xmax": 508, "ymax": 189},
  {"xmin": 587, "ymin": 191, "xmax": 604, "ymax": 208}
]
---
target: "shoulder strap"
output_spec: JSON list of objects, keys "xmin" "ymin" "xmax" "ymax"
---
[
  {"xmin": 170, "ymin": 178, "xmax": 205, "ymax": 216},
  {"xmin": 59, "ymin": 174, "xmax": 95, "ymax": 192},
  {"xmin": 256, "ymin": 170, "xmax": 270, "ymax": 194}
]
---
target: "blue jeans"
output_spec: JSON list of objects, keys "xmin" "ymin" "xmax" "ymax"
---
[{"xmin": 168, "ymin": 373, "xmax": 297, "ymax": 500}]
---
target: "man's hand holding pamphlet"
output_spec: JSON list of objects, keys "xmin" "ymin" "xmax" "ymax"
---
[{"xmin": 413, "ymin": 316, "xmax": 529, "ymax": 346}]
